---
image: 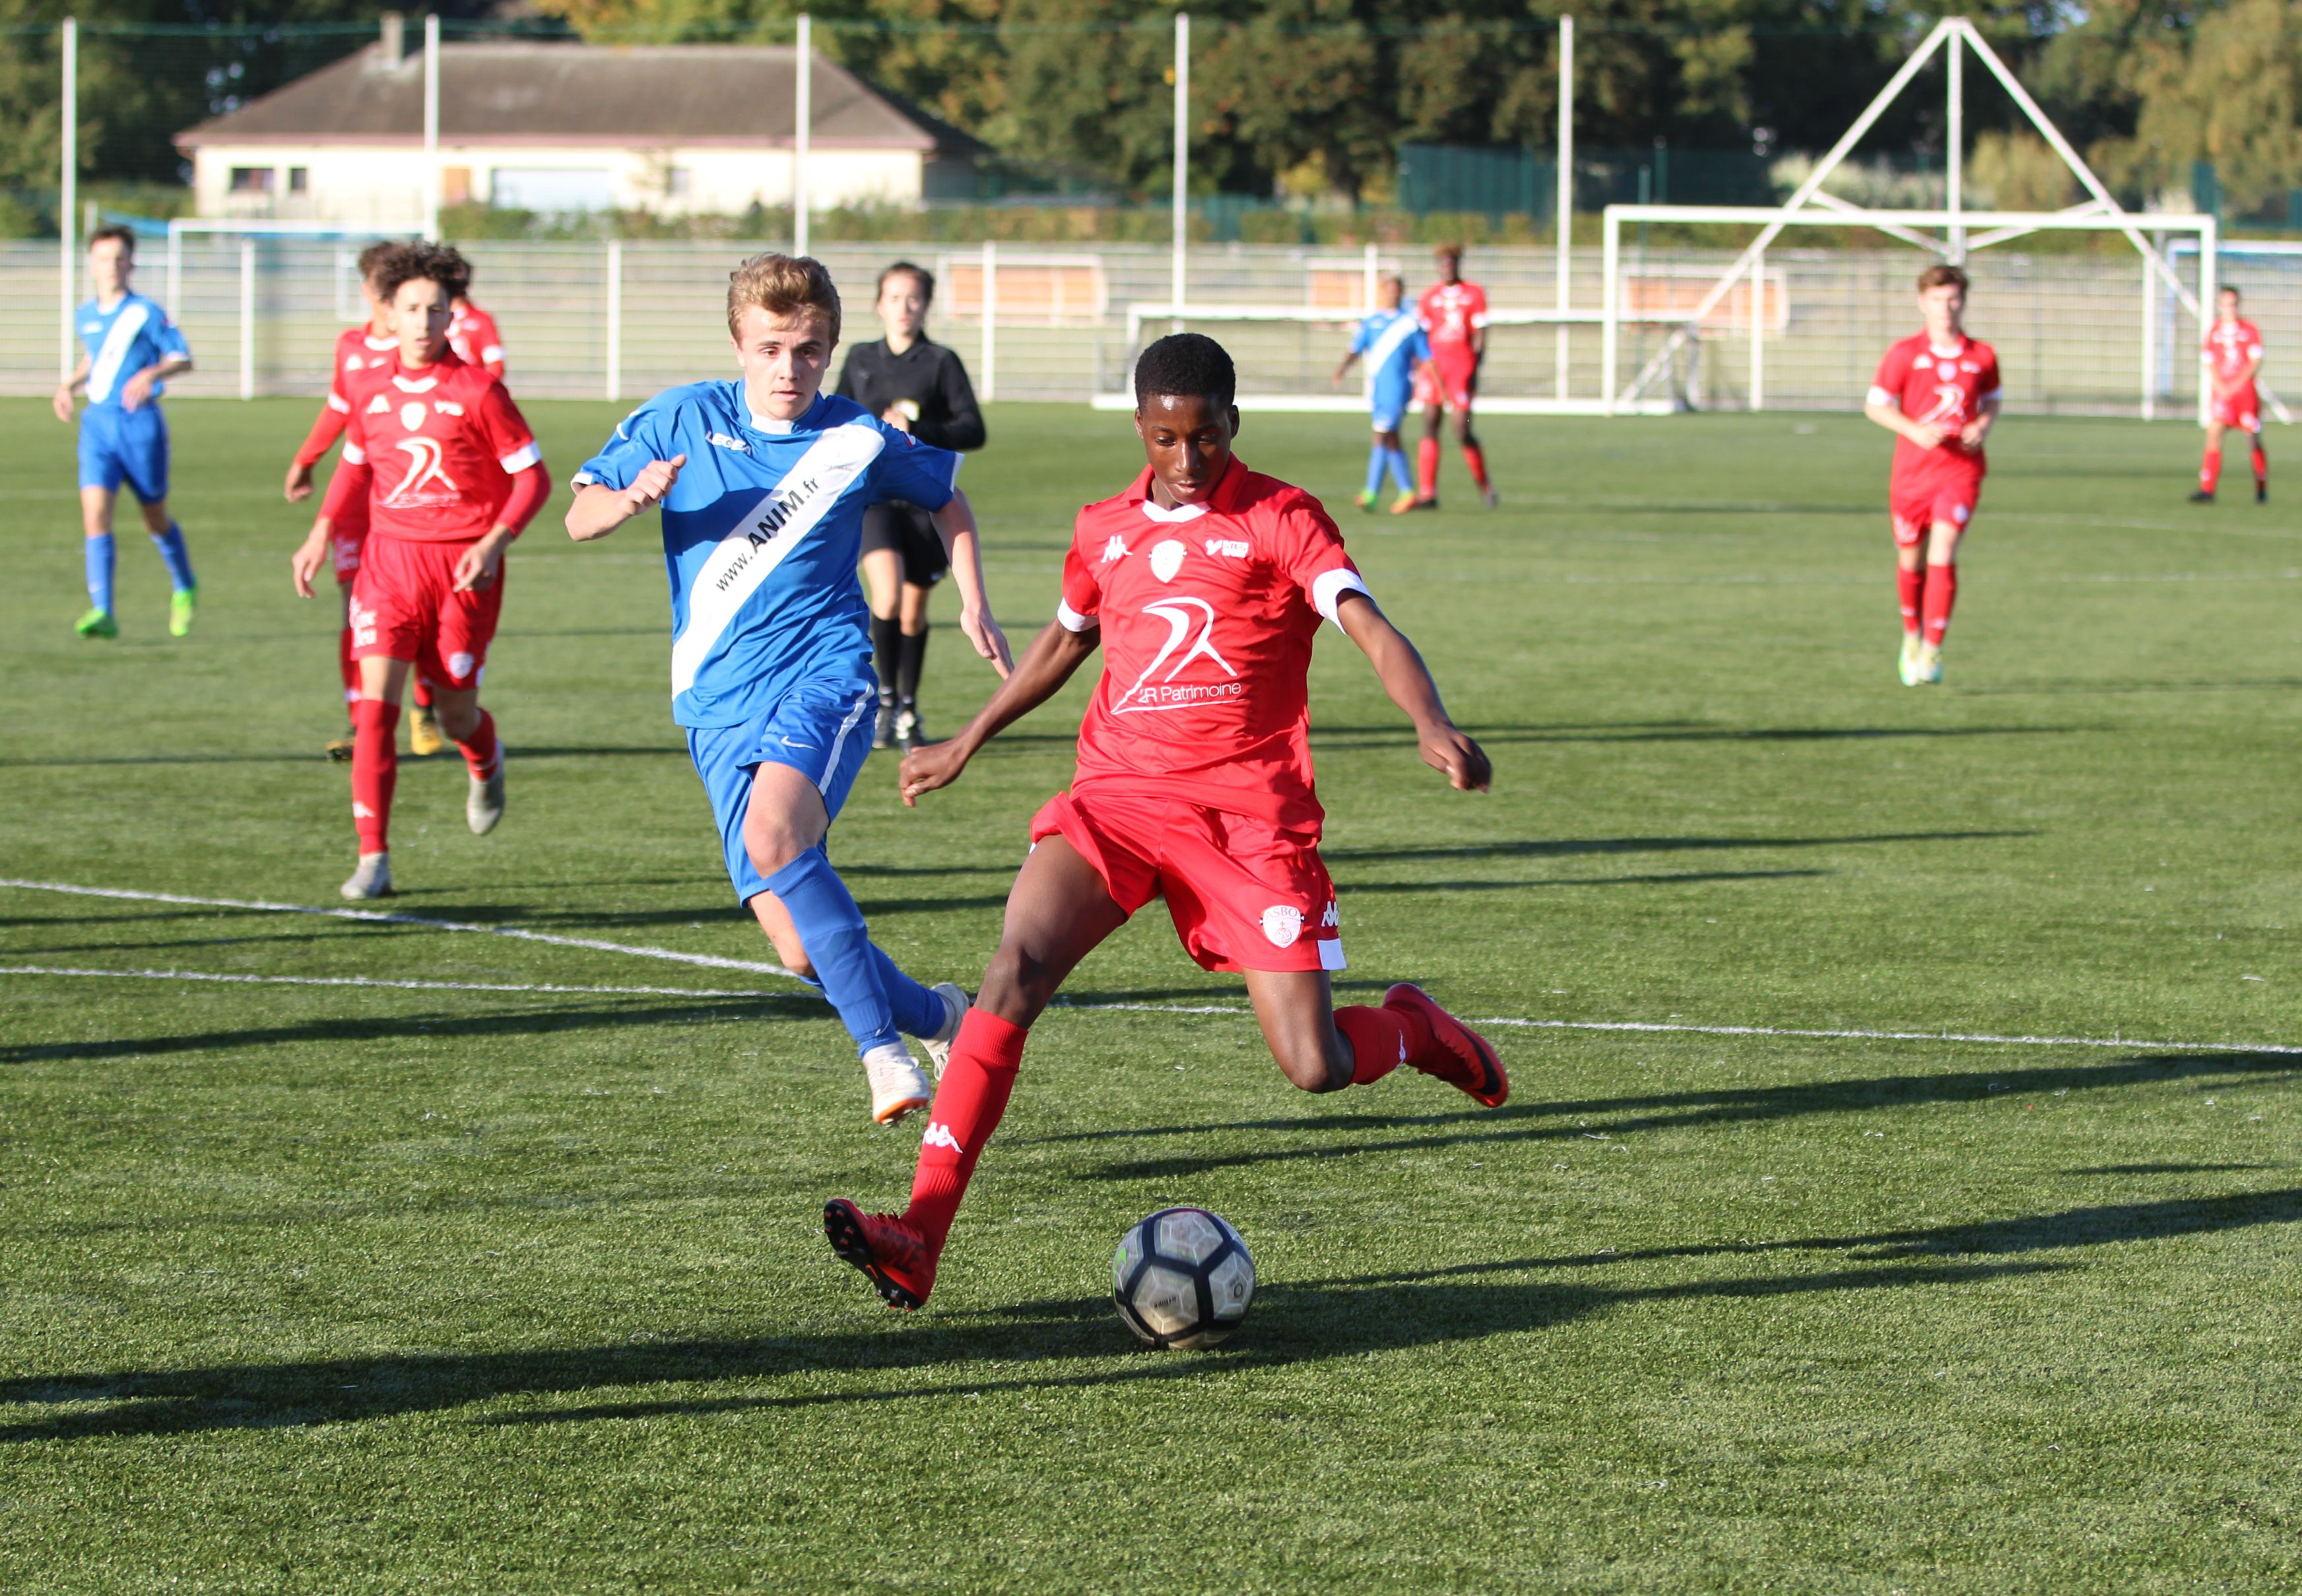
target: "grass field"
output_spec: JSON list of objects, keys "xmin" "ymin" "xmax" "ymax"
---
[{"xmin": 3, "ymin": 393, "xmax": 2300, "ymax": 1593}]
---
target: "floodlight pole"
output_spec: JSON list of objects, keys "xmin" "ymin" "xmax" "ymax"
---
[
  {"xmin": 1946, "ymin": 26, "xmax": 1964, "ymax": 264},
  {"xmin": 1172, "ymin": 11, "xmax": 1189, "ymax": 324},
  {"xmin": 795, "ymin": 13, "xmax": 811, "ymax": 258},
  {"xmin": 1556, "ymin": 15, "xmax": 1573, "ymax": 399},
  {"xmin": 422, "ymin": 13, "xmax": 440, "ymax": 238},
  {"xmin": 58, "ymin": 16, "xmax": 77, "ymax": 382}
]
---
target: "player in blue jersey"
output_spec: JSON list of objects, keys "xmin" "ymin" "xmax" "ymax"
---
[
  {"xmin": 566, "ymin": 253, "xmax": 1014, "ymax": 1125},
  {"xmin": 51, "ymin": 225, "xmax": 197, "ymax": 639},
  {"xmin": 1332, "ymin": 275, "xmax": 1431, "ymax": 515}
]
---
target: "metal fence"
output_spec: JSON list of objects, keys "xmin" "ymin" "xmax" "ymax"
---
[{"xmin": 3, "ymin": 236, "xmax": 2277, "ymax": 417}]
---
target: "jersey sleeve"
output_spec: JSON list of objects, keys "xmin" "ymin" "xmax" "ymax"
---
[
  {"xmin": 919, "ymin": 349, "xmax": 986, "ymax": 451},
  {"xmin": 2248, "ymin": 325, "xmax": 2267, "ymax": 362},
  {"xmin": 1348, "ymin": 319, "xmax": 1373, "ymax": 356},
  {"xmin": 151, "ymin": 306, "xmax": 191, "ymax": 362},
  {"xmin": 865, "ymin": 418, "xmax": 961, "ymax": 510},
  {"xmin": 571, "ymin": 395, "xmax": 674, "ymax": 492},
  {"xmin": 1272, "ymin": 493, "xmax": 1366, "ymax": 624},
  {"xmin": 1976, "ymin": 348, "xmax": 2003, "ymax": 403},
  {"xmin": 1057, "ymin": 517, "xmax": 1103, "ymax": 632},
  {"xmin": 472, "ymin": 310, "xmax": 506, "ymax": 375},
  {"xmin": 1410, "ymin": 326, "xmax": 1433, "ymax": 364},
  {"xmin": 475, "ymin": 380, "xmax": 541, "ymax": 473},
  {"xmin": 1467, "ymin": 284, "xmax": 1491, "ymax": 329},
  {"xmin": 1867, "ymin": 342, "xmax": 1912, "ymax": 409}
]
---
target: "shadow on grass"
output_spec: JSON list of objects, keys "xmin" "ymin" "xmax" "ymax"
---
[
  {"xmin": 1321, "ymin": 830, "xmax": 2033, "ymax": 865},
  {"xmin": 0, "ymin": 1258, "xmax": 2064, "ymax": 1442},
  {"xmin": 1045, "ymin": 1051, "xmax": 2302, "ymax": 1178},
  {"xmin": 1311, "ymin": 723, "xmax": 2081, "ymax": 750}
]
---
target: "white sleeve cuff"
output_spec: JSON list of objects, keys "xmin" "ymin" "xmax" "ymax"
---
[
  {"xmin": 1469, "ymin": 313, "xmax": 1491, "ymax": 329},
  {"xmin": 1980, "ymin": 388, "xmax": 2003, "ymax": 403},
  {"xmin": 1864, "ymin": 385, "xmax": 1895, "ymax": 408},
  {"xmin": 340, "ymin": 442, "xmax": 367, "ymax": 465},
  {"xmin": 1055, "ymin": 598, "xmax": 1099, "ymax": 633},
  {"xmin": 481, "ymin": 345, "xmax": 505, "ymax": 364},
  {"xmin": 1312, "ymin": 567, "xmax": 1370, "ymax": 624},
  {"xmin": 570, "ymin": 470, "xmax": 600, "ymax": 490},
  {"xmin": 500, "ymin": 441, "xmax": 542, "ymax": 473},
  {"xmin": 325, "ymin": 392, "xmax": 351, "ymax": 414}
]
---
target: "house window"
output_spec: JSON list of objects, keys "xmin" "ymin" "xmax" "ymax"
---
[
  {"xmin": 228, "ymin": 166, "xmax": 275, "ymax": 193},
  {"xmin": 441, "ymin": 165, "xmax": 472, "ymax": 206},
  {"xmin": 287, "ymin": 166, "xmax": 309, "ymax": 194}
]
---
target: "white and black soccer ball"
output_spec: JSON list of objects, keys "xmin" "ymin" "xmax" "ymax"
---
[{"xmin": 1111, "ymin": 1207, "xmax": 1255, "ymax": 1349}]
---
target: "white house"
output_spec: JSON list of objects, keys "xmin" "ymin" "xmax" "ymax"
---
[{"xmin": 174, "ymin": 26, "xmax": 985, "ymax": 224}]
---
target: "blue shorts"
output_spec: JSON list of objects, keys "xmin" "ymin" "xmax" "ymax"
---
[
  {"xmin": 79, "ymin": 404, "xmax": 170, "ymax": 503},
  {"xmin": 686, "ymin": 677, "xmax": 877, "ymax": 904},
  {"xmin": 1369, "ymin": 376, "xmax": 1412, "ymax": 436}
]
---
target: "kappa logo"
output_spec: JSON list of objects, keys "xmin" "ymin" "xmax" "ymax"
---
[
  {"xmin": 1150, "ymin": 539, "xmax": 1187, "ymax": 582},
  {"xmin": 922, "ymin": 1122, "xmax": 963, "ymax": 1153},
  {"xmin": 352, "ymin": 801, "xmax": 377, "ymax": 819},
  {"xmin": 1261, "ymin": 906, "xmax": 1304, "ymax": 948},
  {"xmin": 1100, "ymin": 534, "xmax": 1130, "ymax": 566},
  {"xmin": 366, "ymin": 393, "xmax": 392, "ymax": 415},
  {"xmin": 706, "ymin": 432, "xmax": 750, "ymax": 453},
  {"xmin": 1320, "ymin": 902, "xmax": 1339, "ymax": 929}
]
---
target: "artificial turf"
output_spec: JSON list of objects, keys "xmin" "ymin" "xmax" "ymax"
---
[{"xmin": 2, "ymin": 394, "xmax": 2299, "ymax": 1593}]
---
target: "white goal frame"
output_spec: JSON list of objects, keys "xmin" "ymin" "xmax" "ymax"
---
[{"xmin": 1599, "ymin": 17, "xmax": 2247, "ymax": 425}]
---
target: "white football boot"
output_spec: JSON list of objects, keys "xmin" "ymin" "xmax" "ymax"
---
[
  {"xmin": 1917, "ymin": 642, "xmax": 1945, "ymax": 685},
  {"xmin": 341, "ymin": 852, "xmax": 393, "ymax": 900},
  {"xmin": 864, "ymin": 1042, "xmax": 934, "ymax": 1125},
  {"xmin": 1897, "ymin": 632, "xmax": 1922, "ymax": 686},
  {"xmin": 467, "ymin": 755, "xmax": 506, "ymax": 835},
  {"xmin": 921, "ymin": 983, "xmax": 970, "ymax": 1079}
]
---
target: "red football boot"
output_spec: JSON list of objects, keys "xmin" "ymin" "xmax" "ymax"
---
[
  {"xmin": 824, "ymin": 1198, "xmax": 938, "ymax": 1310},
  {"xmin": 1383, "ymin": 983, "xmax": 1509, "ymax": 1107}
]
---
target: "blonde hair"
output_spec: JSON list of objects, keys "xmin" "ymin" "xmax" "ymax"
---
[{"xmin": 727, "ymin": 252, "xmax": 841, "ymax": 343}]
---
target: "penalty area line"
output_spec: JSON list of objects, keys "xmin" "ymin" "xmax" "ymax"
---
[
  {"xmin": 0, "ymin": 965, "xmax": 787, "ymax": 1001},
  {"xmin": 0, "ymin": 877, "xmax": 803, "ymax": 981}
]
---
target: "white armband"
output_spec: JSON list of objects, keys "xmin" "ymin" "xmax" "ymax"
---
[
  {"xmin": 325, "ymin": 392, "xmax": 351, "ymax": 414},
  {"xmin": 500, "ymin": 441, "xmax": 541, "ymax": 473},
  {"xmin": 340, "ymin": 442, "xmax": 366, "ymax": 465},
  {"xmin": 1312, "ymin": 567, "xmax": 1371, "ymax": 624},
  {"xmin": 1864, "ymin": 385, "xmax": 1895, "ymax": 409},
  {"xmin": 1055, "ymin": 599, "xmax": 1099, "ymax": 633}
]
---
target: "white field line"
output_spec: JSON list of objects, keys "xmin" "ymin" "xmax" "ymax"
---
[
  {"xmin": 0, "ymin": 878, "xmax": 803, "ymax": 981},
  {"xmin": 0, "ymin": 964, "xmax": 780, "ymax": 1000}
]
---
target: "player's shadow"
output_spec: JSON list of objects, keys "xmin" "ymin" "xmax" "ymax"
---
[
  {"xmin": 1340, "ymin": 868, "xmax": 1827, "ymax": 894},
  {"xmin": 1053, "ymin": 1049, "xmax": 2302, "ymax": 1179},
  {"xmin": 1309, "ymin": 723, "xmax": 2080, "ymax": 748},
  {"xmin": 1319, "ymin": 829, "xmax": 2034, "ymax": 865}
]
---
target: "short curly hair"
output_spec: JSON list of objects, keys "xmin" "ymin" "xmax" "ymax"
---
[
  {"xmin": 1133, "ymin": 333, "xmax": 1235, "ymax": 409},
  {"xmin": 376, "ymin": 243, "xmax": 470, "ymax": 304},
  {"xmin": 728, "ymin": 252, "xmax": 841, "ymax": 343}
]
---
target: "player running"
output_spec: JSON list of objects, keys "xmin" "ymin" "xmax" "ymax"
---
[
  {"xmin": 1412, "ymin": 243, "xmax": 1496, "ymax": 510},
  {"xmin": 824, "ymin": 333, "xmax": 1508, "ymax": 1312},
  {"xmin": 2193, "ymin": 286, "xmax": 2267, "ymax": 505},
  {"xmin": 1864, "ymin": 264, "xmax": 2000, "ymax": 688},
  {"xmin": 834, "ymin": 261, "xmax": 987, "ymax": 752},
  {"xmin": 284, "ymin": 240, "xmax": 447, "ymax": 762},
  {"xmin": 565, "ymin": 253, "xmax": 1014, "ymax": 1127},
  {"xmin": 290, "ymin": 244, "xmax": 550, "ymax": 901},
  {"xmin": 53, "ymin": 224, "xmax": 198, "ymax": 640},
  {"xmin": 1332, "ymin": 274, "xmax": 1430, "ymax": 514},
  {"xmin": 448, "ymin": 265, "xmax": 506, "ymax": 379}
]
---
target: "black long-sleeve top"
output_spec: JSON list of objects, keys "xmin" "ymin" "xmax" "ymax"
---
[{"xmin": 834, "ymin": 336, "xmax": 987, "ymax": 453}]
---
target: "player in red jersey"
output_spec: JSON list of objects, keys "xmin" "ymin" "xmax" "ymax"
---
[
  {"xmin": 447, "ymin": 267, "xmax": 506, "ymax": 380},
  {"xmin": 1864, "ymin": 264, "xmax": 2000, "ymax": 687},
  {"xmin": 821, "ymin": 333, "xmax": 1508, "ymax": 1311},
  {"xmin": 283, "ymin": 242, "xmax": 446, "ymax": 762},
  {"xmin": 1412, "ymin": 242, "xmax": 1496, "ymax": 509},
  {"xmin": 288, "ymin": 245, "xmax": 550, "ymax": 900},
  {"xmin": 2193, "ymin": 285, "xmax": 2267, "ymax": 505}
]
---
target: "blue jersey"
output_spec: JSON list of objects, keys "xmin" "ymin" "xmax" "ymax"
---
[
  {"xmin": 77, "ymin": 292, "xmax": 190, "ymax": 411},
  {"xmin": 1351, "ymin": 307, "xmax": 1429, "ymax": 416},
  {"xmin": 576, "ymin": 383, "xmax": 962, "ymax": 729}
]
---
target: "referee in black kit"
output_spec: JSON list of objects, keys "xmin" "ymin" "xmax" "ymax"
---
[{"xmin": 836, "ymin": 260, "xmax": 987, "ymax": 751}]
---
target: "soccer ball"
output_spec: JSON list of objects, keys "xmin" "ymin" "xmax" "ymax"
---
[{"xmin": 1111, "ymin": 1207, "xmax": 1255, "ymax": 1349}]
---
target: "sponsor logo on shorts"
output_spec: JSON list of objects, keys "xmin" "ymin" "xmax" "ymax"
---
[
  {"xmin": 1262, "ymin": 906, "xmax": 1304, "ymax": 948},
  {"xmin": 447, "ymin": 651, "xmax": 476, "ymax": 680}
]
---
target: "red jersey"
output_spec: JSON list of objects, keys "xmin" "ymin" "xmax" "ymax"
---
[
  {"xmin": 294, "ymin": 326, "xmax": 398, "ymax": 467},
  {"xmin": 2205, "ymin": 318, "xmax": 2264, "ymax": 391},
  {"xmin": 449, "ymin": 300, "xmax": 506, "ymax": 377},
  {"xmin": 1418, "ymin": 281, "xmax": 1488, "ymax": 354},
  {"xmin": 1057, "ymin": 459, "xmax": 1365, "ymax": 833},
  {"xmin": 339, "ymin": 349, "xmax": 540, "ymax": 542},
  {"xmin": 1870, "ymin": 331, "xmax": 2001, "ymax": 485}
]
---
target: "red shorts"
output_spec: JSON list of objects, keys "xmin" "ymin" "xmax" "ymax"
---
[
  {"xmin": 1030, "ymin": 786, "xmax": 1344, "ymax": 974},
  {"xmin": 349, "ymin": 532, "xmax": 504, "ymax": 692},
  {"xmin": 2212, "ymin": 388, "xmax": 2262, "ymax": 432},
  {"xmin": 1414, "ymin": 349, "xmax": 1478, "ymax": 412},
  {"xmin": 1891, "ymin": 477, "xmax": 1981, "ymax": 548}
]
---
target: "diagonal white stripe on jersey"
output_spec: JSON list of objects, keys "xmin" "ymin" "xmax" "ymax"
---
[
  {"xmin": 1367, "ymin": 313, "xmax": 1420, "ymax": 371},
  {"xmin": 669, "ymin": 422, "xmax": 886, "ymax": 698},
  {"xmin": 85, "ymin": 302, "xmax": 152, "ymax": 405}
]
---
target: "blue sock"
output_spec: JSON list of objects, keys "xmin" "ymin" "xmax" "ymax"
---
[
  {"xmin": 1385, "ymin": 448, "xmax": 1414, "ymax": 494},
  {"xmin": 151, "ymin": 521, "xmax": 195, "ymax": 593},
  {"xmin": 1365, "ymin": 444, "xmax": 1387, "ymax": 495},
  {"xmin": 85, "ymin": 533, "xmax": 115, "ymax": 613},
  {"xmin": 787, "ymin": 945, "xmax": 940, "ymax": 1038},
  {"xmin": 761, "ymin": 846, "xmax": 902, "ymax": 1056}
]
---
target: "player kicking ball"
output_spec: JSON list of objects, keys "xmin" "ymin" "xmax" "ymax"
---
[
  {"xmin": 2192, "ymin": 286, "xmax": 2267, "ymax": 505},
  {"xmin": 1332, "ymin": 274, "xmax": 1430, "ymax": 514},
  {"xmin": 290, "ymin": 244, "xmax": 549, "ymax": 900},
  {"xmin": 284, "ymin": 240, "xmax": 447, "ymax": 763},
  {"xmin": 1864, "ymin": 265, "xmax": 2000, "ymax": 687},
  {"xmin": 566, "ymin": 253, "xmax": 1014, "ymax": 1126},
  {"xmin": 825, "ymin": 333, "xmax": 1508, "ymax": 1311},
  {"xmin": 53, "ymin": 225, "xmax": 199, "ymax": 640}
]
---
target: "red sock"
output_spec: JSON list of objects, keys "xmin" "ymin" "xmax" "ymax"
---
[
  {"xmin": 456, "ymin": 709, "xmax": 502, "ymax": 780},
  {"xmin": 338, "ymin": 626, "xmax": 360, "ymax": 719},
  {"xmin": 351, "ymin": 699, "xmax": 400, "ymax": 854},
  {"xmin": 411, "ymin": 674, "xmax": 434, "ymax": 711},
  {"xmin": 1417, "ymin": 437, "xmax": 1440, "ymax": 499},
  {"xmin": 1897, "ymin": 564, "xmax": 1924, "ymax": 636},
  {"xmin": 2253, "ymin": 444, "xmax": 2268, "ymax": 486},
  {"xmin": 1334, "ymin": 1005, "xmax": 1410, "ymax": 1085},
  {"xmin": 1921, "ymin": 562, "xmax": 1957, "ymax": 648},
  {"xmin": 904, "ymin": 1009, "xmax": 1026, "ymax": 1247},
  {"xmin": 2202, "ymin": 449, "xmax": 2222, "ymax": 494},
  {"xmin": 1461, "ymin": 442, "xmax": 1490, "ymax": 490}
]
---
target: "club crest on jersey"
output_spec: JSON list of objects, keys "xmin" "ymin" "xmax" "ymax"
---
[
  {"xmin": 400, "ymin": 401, "xmax": 428, "ymax": 431},
  {"xmin": 1150, "ymin": 539, "xmax": 1187, "ymax": 582},
  {"xmin": 1261, "ymin": 906, "xmax": 1303, "ymax": 948}
]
